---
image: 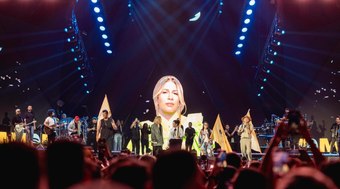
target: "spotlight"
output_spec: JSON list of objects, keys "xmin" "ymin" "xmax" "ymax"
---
[
  {"xmin": 266, "ymin": 69, "xmax": 270, "ymax": 73},
  {"xmin": 257, "ymin": 93, "xmax": 261, "ymax": 97},
  {"xmin": 97, "ymin": 17, "xmax": 104, "ymax": 22},
  {"xmin": 219, "ymin": 10, "xmax": 222, "ymax": 14},
  {"xmin": 107, "ymin": 50, "xmax": 113, "ymax": 54},
  {"xmin": 84, "ymin": 83, "xmax": 88, "ymax": 87},
  {"xmin": 242, "ymin": 27, "xmax": 248, "ymax": 32},
  {"xmin": 239, "ymin": 36, "xmax": 245, "ymax": 40},
  {"xmin": 260, "ymin": 86, "xmax": 264, "ymax": 90},
  {"xmin": 77, "ymin": 67, "xmax": 81, "ymax": 71},
  {"xmin": 270, "ymin": 60, "xmax": 274, "ymax": 64},
  {"xmin": 273, "ymin": 52, "xmax": 277, "ymax": 56},
  {"xmin": 0, "ymin": 47, "xmax": 2, "ymax": 52},
  {"xmin": 244, "ymin": 19, "xmax": 250, "ymax": 24},
  {"xmin": 99, "ymin": 26, "xmax": 106, "ymax": 31},
  {"xmin": 249, "ymin": 0, "xmax": 255, "ymax": 6},
  {"xmin": 237, "ymin": 43, "xmax": 243, "ymax": 48},
  {"xmin": 235, "ymin": 51, "xmax": 241, "ymax": 55},
  {"xmin": 94, "ymin": 7, "xmax": 100, "ymax": 13},
  {"xmin": 91, "ymin": 0, "xmax": 97, "ymax": 3},
  {"xmin": 86, "ymin": 90, "xmax": 90, "ymax": 94},
  {"xmin": 128, "ymin": 3, "xmax": 131, "ymax": 7},
  {"xmin": 281, "ymin": 30, "xmax": 285, "ymax": 35},
  {"xmin": 220, "ymin": 1, "xmax": 223, "ymax": 6},
  {"xmin": 104, "ymin": 42, "xmax": 110, "ymax": 47},
  {"xmin": 246, "ymin": 9, "xmax": 252, "ymax": 15},
  {"xmin": 102, "ymin": 34, "xmax": 108, "ymax": 39},
  {"xmin": 80, "ymin": 75, "xmax": 84, "ymax": 79},
  {"xmin": 263, "ymin": 78, "xmax": 267, "ymax": 82}
]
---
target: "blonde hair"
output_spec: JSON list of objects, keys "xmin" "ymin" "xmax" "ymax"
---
[
  {"xmin": 153, "ymin": 116, "xmax": 161, "ymax": 124},
  {"xmin": 153, "ymin": 75, "xmax": 186, "ymax": 116}
]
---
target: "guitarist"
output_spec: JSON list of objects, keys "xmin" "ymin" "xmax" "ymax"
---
[
  {"xmin": 44, "ymin": 109, "xmax": 57, "ymax": 145},
  {"xmin": 24, "ymin": 105, "xmax": 36, "ymax": 144},
  {"xmin": 67, "ymin": 116, "xmax": 82, "ymax": 141},
  {"xmin": 12, "ymin": 108, "xmax": 24, "ymax": 142}
]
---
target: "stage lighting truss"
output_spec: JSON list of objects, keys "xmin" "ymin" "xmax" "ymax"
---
[
  {"xmin": 254, "ymin": 13, "xmax": 285, "ymax": 97},
  {"xmin": 234, "ymin": 0, "xmax": 256, "ymax": 56},
  {"xmin": 90, "ymin": 0, "xmax": 113, "ymax": 54},
  {"xmin": 65, "ymin": 8, "xmax": 94, "ymax": 95}
]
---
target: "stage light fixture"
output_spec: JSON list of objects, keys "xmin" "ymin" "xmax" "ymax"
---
[
  {"xmin": 99, "ymin": 26, "xmax": 105, "ymax": 31},
  {"xmin": 80, "ymin": 75, "xmax": 84, "ymax": 79},
  {"xmin": 235, "ymin": 51, "xmax": 241, "ymax": 55},
  {"xmin": 270, "ymin": 60, "xmax": 274, "ymax": 64},
  {"xmin": 273, "ymin": 51, "xmax": 277, "ymax": 56},
  {"xmin": 249, "ymin": 0, "xmax": 255, "ymax": 6},
  {"xmin": 266, "ymin": 69, "xmax": 270, "ymax": 73},
  {"xmin": 97, "ymin": 17, "xmax": 104, "ymax": 22},
  {"xmin": 239, "ymin": 36, "xmax": 245, "ymax": 40},
  {"xmin": 94, "ymin": 7, "xmax": 100, "ymax": 13},
  {"xmin": 84, "ymin": 83, "xmax": 88, "ymax": 87},
  {"xmin": 91, "ymin": 0, "xmax": 98, "ymax": 3},
  {"xmin": 107, "ymin": 50, "xmax": 113, "ymax": 54},
  {"xmin": 260, "ymin": 86, "xmax": 264, "ymax": 90},
  {"xmin": 86, "ymin": 90, "xmax": 90, "ymax": 94},
  {"xmin": 242, "ymin": 27, "xmax": 248, "ymax": 32},
  {"xmin": 263, "ymin": 78, "xmax": 267, "ymax": 82},
  {"xmin": 104, "ymin": 42, "xmax": 110, "ymax": 47},
  {"xmin": 77, "ymin": 66, "xmax": 81, "ymax": 71},
  {"xmin": 246, "ymin": 9, "xmax": 252, "ymax": 15},
  {"xmin": 0, "ymin": 47, "xmax": 2, "ymax": 52},
  {"xmin": 102, "ymin": 34, "xmax": 108, "ymax": 39},
  {"xmin": 244, "ymin": 19, "xmax": 250, "ymax": 24},
  {"xmin": 237, "ymin": 43, "xmax": 243, "ymax": 48},
  {"xmin": 128, "ymin": 3, "xmax": 132, "ymax": 7}
]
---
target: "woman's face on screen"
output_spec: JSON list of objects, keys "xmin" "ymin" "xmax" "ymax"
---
[{"xmin": 157, "ymin": 80, "xmax": 180, "ymax": 115}]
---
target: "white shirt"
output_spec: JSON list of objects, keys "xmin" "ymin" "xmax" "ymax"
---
[
  {"xmin": 169, "ymin": 126, "xmax": 184, "ymax": 139},
  {"xmin": 44, "ymin": 117, "xmax": 56, "ymax": 127}
]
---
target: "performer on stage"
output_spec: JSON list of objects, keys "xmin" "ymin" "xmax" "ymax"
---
[
  {"xmin": 68, "ymin": 116, "xmax": 82, "ymax": 139},
  {"xmin": 153, "ymin": 75, "xmax": 186, "ymax": 149},
  {"xmin": 113, "ymin": 120, "xmax": 122, "ymax": 152},
  {"xmin": 99, "ymin": 110, "xmax": 116, "ymax": 152},
  {"xmin": 225, "ymin": 124, "xmax": 239, "ymax": 152},
  {"xmin": 185, "ymin": 122, "xmax": 195, "ymax": 151},
  {"xmin": 169, "ymin": 119, "xmax": 184, "ymax": 150},
  {"xmin": 238, "ymin": 115, "xmax": 254, "ymax": 162},
  {"xmin": 199, "ymin": 122, "xmax": 213, "ymax": 157},
  {"xmin": 12, "ymin": 108, "xmax": 24, "ymax": 142},
  {"xmin": 24, "ymin": 105, "xmax": 36, "ymax": 144},
  {"xmin": 330, "ymin": 116, "xmax": 340, "ymax": 153},
  {"xmin": 141, "ymin": 122, "xmax": 151, "ymax": 154},
  {"xmin": 130, "ymin": 118, "xmax": 141, "ymax": 154},
  {"xmin": 151, "ymin": 116, "xmax": 163, "ymax": 156},
  {"xmin": 44, "ymin": 109, "xmax": 57, "ymax": 144},
  {"xmin": 87, "ymin": 117, "xmax": 97, "ymax": 151}
]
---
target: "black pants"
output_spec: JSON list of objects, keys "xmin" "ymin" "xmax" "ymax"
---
[
  {"xmin": 141, "ymin": 139, "xmax": 149, "ymax": 154},
  {"xmin": 132, "ymin": 138, "xmax": 140, "ymax": 155},
  {"xmin": 123, "ymin": 135, "xmax": 131, "ymax": 149},
  {"xmin": 87, "ymin": 132, "xmax": 97, "ymax": 151},
  {"xmin": 185, "ymin": 140, "xmax": 193, "ymax": 151},
  {"xmin": 153, "ymin": 146, "xmax": 162, "ymax": 157},
  {"xmin": 48, "ymin": 132, "xmax": 56, "ymax": 145},
  {"xmin": 330, "ymin": 137, "xmax": 337, "ymax": 152}
]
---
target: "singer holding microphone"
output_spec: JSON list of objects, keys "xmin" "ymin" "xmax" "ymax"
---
[{"xmin": 238, "ymin": 115, "xmax": 254, "ymax": 162}]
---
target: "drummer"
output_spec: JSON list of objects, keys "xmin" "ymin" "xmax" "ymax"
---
[{"xmin": 68, "ymin": 116, "xmax": 82, "ymax": 137}]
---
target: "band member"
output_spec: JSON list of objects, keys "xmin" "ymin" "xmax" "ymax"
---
[
  {"xmin": 131, "ymin": 118, "xmax": 141, "ymax": 154},
  {"xmin": 185, "ymin": 122, "xmax": 195, "ymax": 151},
  {"xmin": 225, "ymin": 124, "xmax": 239, "ymax": 152},
  {"xmin": 44, "ymin": 109, "xmax": 57, "ymax": 144},
  {"xmin": 87, "ymin": 117, "xmax": 97, "ymax": 151},
  {"xmin": 141, "ymin": 123, "xmax": 151, "ymax": 154},
  {"xmin": 12, "ymin": 109, "xmax": 24, "ymax": 142},
  {"xmin": 330, "ymin": 116, "xmax": 340, "ymax": 153},
  {"xmin": 199, "ymin": 122, "xmax": 213, "ymax": 157},
  {"xmin": 3, "ymin": 112, "xmax": 12, "ymax": 141},
  {"xmin": 24, "ymin": 105, "xmax": 36, "ymax": 143},
  {"xmin": 113, "ymin": 120, "xmax": 123, "ymax": 152},
  {"xmin": 68, "ymin": 116, "xmax": 82, "ymax": 139},
  {"xmin": 169, "ymin": 119, "xmax": 184, "ymax": 150},
  {"xmin": 238, "ymin": 115, "xmax": 254, "ymax": 162},
  {"xmin": 151, "ymin": 116, "xmax": 163, "ymax": 156},
  {"xmin": 99, "ymin": 110, "xmax": 116, "ymax": 152}
]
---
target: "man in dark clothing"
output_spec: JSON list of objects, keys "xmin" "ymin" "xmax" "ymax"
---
[
  {"xmin": 12, "ymin": 109, "xmax": 24, "ymax": 142},
  {"xmin": 141, "ymin": 123, "xmax": 151, "ymax": 154},
  {"xmin": 87, "ymin": 117, "xmax": 97, "ymax": 151},
  {"xmin": 330, "ymin": 116, "xmax": 340, "ymax": 153},
  {"xmin": 130, "ymin": 118, "xmax": 141, "ymax": 155},
  {"xmin": 99, "ymin": 110, "xmax": 116, "ymax": 152},
  {"xmin": 24, "ymin": 105, "xmax": 36, "ymax": 144},
  {"xmin": 185, "ymin": 122, "xmax": 195, "ymax": 151}
]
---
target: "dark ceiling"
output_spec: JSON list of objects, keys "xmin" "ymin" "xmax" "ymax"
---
[{"xmin": 0, "ymin": 0, "xmax": 339, "ymax": 126}]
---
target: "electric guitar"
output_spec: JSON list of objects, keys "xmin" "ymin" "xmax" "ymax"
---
[{"xmin": 15, "ymin": 121, "xmax": 37, "ymax": 133}]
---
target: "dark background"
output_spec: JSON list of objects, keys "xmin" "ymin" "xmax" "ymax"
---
[{"xmin": 0, "ymin": 0, "xmax": 339, "ymax": 139}]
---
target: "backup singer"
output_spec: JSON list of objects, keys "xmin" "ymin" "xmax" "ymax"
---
[
  {"xmin": 141, "ymin": 123, "xmax": 151, "ymax": 154},
  {"xmin": 169, "ymin": 119, "xmax": 184, "ymax": 150},
  {"xmin": 238, "ymin": 115, "xmax": 254, "ymax": 162},
  {"xmin": 12, "ymin": 109, "xmax": 24, "ymax": 142},
  {"xmin": 131, "ymin": 118, "xmax": 141, "ymax": 155},
  {"xmin": 330, "ymin": 116, "xmax": 340, "ymax": 153},
  {"xmin": 68, "ymin": 116, "xmax": 82, "ymax": 137}
]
